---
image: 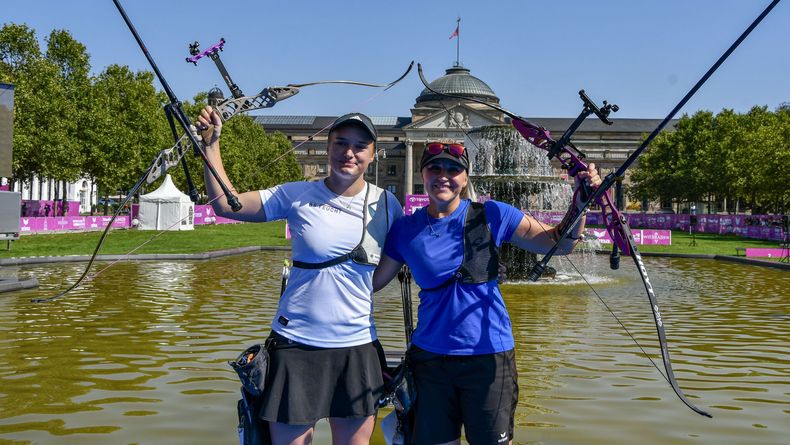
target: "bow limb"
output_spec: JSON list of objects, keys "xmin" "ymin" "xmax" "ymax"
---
[
  {"xmin": 31, "ymin": 162, "xmax": 158, "ymax": 303},
  {"xmin": 618, "ymin": 219, "xmax": 712, "ymax": 417},
  {"xmin": 288, "ymin": 61, "xmax": 414, "ymax": 90},
  {"xmin": 147, "ymin": 61, "xmax": 417, "ymax": 182},
  {"xmin": 211, "ymin": 61, "xmax": 415, "ymax": 122}
]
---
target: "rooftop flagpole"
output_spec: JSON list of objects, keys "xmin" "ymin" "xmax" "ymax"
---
[
  {"xmin": 457, "ymin": 17, "xmax": 460, "ymax": 66},
  {"xmin": 450, "ymin": 17, "xmax": 460, "ymax": 66}
]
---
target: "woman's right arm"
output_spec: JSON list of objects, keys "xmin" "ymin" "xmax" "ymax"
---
[
  {"xmin": 198, "ymin": 106, "xmax": 268, "ymax": 222},
  {"xmin": 373, "ymin": 254, "xmax": 404, "ymax": 293}
]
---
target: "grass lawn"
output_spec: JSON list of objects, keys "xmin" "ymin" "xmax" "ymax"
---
[
  {"xmin": 1, "ymin": 222, "xmax": 785, "ymax": 261},
  {"xmin": 0, "ymin": 221, "xmax": 289, "ymax": 258}
]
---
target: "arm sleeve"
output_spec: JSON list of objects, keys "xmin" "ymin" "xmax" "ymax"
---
[
  {"xmin": 382, "ymin": 221, "xmax": 405, "ymax": 263},
  {"xmin": 386, "ymin": 191, "xmax": 405, "ymax": 226},
  {"xmin": 485, "ymin": 200, "xmax": 524, "ymax": 246},
  {"xmin": 259, "ymin": 182, "xmax": 300, "ymax": 222}
]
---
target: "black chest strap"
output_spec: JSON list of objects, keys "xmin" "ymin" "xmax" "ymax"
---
[{"xmin": 421, "ymin": 202, "xmax": 499, "ymax": 291}]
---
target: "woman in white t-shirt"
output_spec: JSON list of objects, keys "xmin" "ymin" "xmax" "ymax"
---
[{"xmin": 197, "ymin": 106, "xmax": 402, "ymax": 445}]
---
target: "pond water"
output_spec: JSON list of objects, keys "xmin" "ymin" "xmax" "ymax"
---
[{"xmin": 0, "ymin": 251, "xmax": 787, "ymax": 444}]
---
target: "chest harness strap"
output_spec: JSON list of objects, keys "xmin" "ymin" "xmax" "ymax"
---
[
  {"xmin": 292, "ymin": 184, "xmax": 389, "ymax": 269},
  {"xmin": 421, "ymin": 202, "xmax": 500, "ymax": 291}
]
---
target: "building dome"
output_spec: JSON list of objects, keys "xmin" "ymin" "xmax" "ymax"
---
[
  {"xmin": 416, "ymin": 65, "xmax": 499, "ymax": 105},
  {"xmin": 207, "ymin": 87, "xmax": 225, "ymax": 106}
]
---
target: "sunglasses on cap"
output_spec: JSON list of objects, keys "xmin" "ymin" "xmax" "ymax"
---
[
  {"xmin": 424, "ymin": 161, "xmax": 465, "ymax": 175},
  {"xmin": 426, "ymin": 142, "xmax": 465, "ymax": 157}
]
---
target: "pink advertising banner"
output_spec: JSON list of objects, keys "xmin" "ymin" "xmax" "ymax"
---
[
  {"xmin": 585, "ymin": 228, "xmax": 672, "ymax": 245},
  {"xmin": 19, "ymin": 216, "xmax": 131, "ymax": 233},
  {"xmin": 192, "ymin": 205, "xmax": 239, "ymax": 225},
  {"xmin": 404, "ymin": 194, "xmax": 430, "ymax": 216},
  {"xmin": 745, "ymin": 247, "xmax": 787, "ymax": 258}
]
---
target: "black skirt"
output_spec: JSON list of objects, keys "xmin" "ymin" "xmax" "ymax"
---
[{"xmin": 260, "ymin": 332, "xmax": 386, "ymax": 425}]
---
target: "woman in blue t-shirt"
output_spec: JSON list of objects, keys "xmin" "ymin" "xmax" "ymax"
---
[{"xmin": 373, "ymin": 141, "xmax": 600, "ymax": 445}]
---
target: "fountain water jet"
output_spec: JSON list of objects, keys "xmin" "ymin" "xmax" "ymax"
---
[{"xmin": 466, "ymin": 125, "xmax": 574, "ymax": 280}]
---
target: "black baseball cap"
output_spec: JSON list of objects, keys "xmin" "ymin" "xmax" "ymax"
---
[
  {"xmin": 420, "ymin": 143, "xmax": 470, "ymax": 171},
  {"xmin": 329, "ymin": 112, "xmax": 377, "ymax": 142}
]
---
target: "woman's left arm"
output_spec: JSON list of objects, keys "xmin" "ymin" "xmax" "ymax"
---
[
  {"xmin": 509, "ymin": 163, "xmax": 601, "ymax": 255},
  {"xmin": 373, "ymin": 254, "xmax": 404, "ymax": 293}
]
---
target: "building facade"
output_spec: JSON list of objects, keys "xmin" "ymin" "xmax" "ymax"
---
[{"xmin": 257, "ymin": 65, "xmax": 674, "ymax": 212}]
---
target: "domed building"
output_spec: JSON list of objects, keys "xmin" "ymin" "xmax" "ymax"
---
[
  {"xmin": 413, "ymin": 65, "xmax": 500, "ymax": 110},
  {"xmin": 255, "ymin": 63, "xmax": 672, "ymax": 211}
]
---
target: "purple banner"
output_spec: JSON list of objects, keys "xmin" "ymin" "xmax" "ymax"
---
[
  {"xmin": 527, "ymin": 210, "xmax": 785, "ymax": 242},
  {"xmin": 586, "ymin": 228, "xmax": 672, "ymax": 245},
  {"xmin": 404, "ymin": 194, "xmax": 430, "ymax": 216},
  {"xmin": 19, "ymin": 216, "xmax": 130, "ymax": 233},
  {"xmin": 192, "ymin": 205, "xmax": 239, "ymax": 225}
]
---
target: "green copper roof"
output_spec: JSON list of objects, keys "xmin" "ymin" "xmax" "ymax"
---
[{"xmin": 416, "ymin": 65, "xmax": 499, "ymax": 105}]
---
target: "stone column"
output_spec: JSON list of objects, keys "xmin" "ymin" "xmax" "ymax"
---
[{"xmin": 405, "ymin": 140, "xmax": 413, "ymax": 196}]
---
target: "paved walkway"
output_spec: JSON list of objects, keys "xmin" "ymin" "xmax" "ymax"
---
[{"xmin": 0, "ymin": 277, "xmax": 39, "ymax": 293}]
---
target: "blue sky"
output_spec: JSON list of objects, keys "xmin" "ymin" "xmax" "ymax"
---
[{"xmin": 3, "ymin": 0, "xmax": 788, "ymax": 119}]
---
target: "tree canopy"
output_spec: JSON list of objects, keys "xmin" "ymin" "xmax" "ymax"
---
[
  {"xmin": 1, "ymin": 23, "xmax": 302, "ymax": 212},
  {"xmin": 629, "ymin": 108, "xmax": 789, "ymax": 214}
]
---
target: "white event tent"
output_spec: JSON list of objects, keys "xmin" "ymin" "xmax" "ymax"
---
[{"xmin": 137, "ymin": 174, "xmax": 194, "ymax": 231}]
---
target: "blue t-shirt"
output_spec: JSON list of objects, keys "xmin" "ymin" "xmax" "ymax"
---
[{"xmin": 383, "ymin": 199, "xmax": 524, "ymax": 355}]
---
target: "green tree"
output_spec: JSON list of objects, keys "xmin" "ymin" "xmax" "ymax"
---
[
  {"xmin": 84, "ymin": 64, "xmax": 170, "ymax": 213},
  {"xmin": 742, "ymin": 106, "xmax": 787, "ymax": 213},
  {"xmin": 672, "ymin": 111, "xmax": 714, "ymax": 209},
  {"xmin": 773, "ymin": 105, "xmax": 790, "ymax": 213},
  {"xmin": 0, "ymin": 24, "xmax": 45, "ymax": 185},
  {"xmin": 0, "ymin": 25, "xmax": 90, "ymax": 206},
  {"xmin": 711, "ymin": 109, "xmax": 745, "ymax": 212},
  {"xmin": 628, "ymin": 112, "xmax": 715, "ymax": 211},
  {"xmin": 633, "ymin": 106, "xmax": 789, "ymax": 214},
  {"xmin": 40, "ymin": 29, "xmax": 91, "ymax": 205}
]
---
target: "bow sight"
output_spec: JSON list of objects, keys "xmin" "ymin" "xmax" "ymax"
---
[{"xmin": 187, "ymin": 38, "xmax": 244, "ymax": 99}]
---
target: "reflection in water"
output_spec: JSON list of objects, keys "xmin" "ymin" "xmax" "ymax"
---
[{"xmin": 0, "ymin": 252, "xmax": 787, "ymax": 444}]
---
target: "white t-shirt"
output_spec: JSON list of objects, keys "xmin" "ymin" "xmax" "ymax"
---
[{"xmin": 260, "ymin": 180, "xmax": 403, "ymax": 347}]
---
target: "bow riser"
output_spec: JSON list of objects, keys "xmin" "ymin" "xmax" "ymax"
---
[
  {"xmin": 144, "ymin": 87, "xmax": 301, "ymax": 184},
  {"xmin": 215, "ymin": 87, "xmax": 300, "ymax": 121}
]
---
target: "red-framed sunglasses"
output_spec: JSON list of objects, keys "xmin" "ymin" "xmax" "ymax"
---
[{"xmin": 426, "ymin": 142, "xmax": 465, "ymax": 157}]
